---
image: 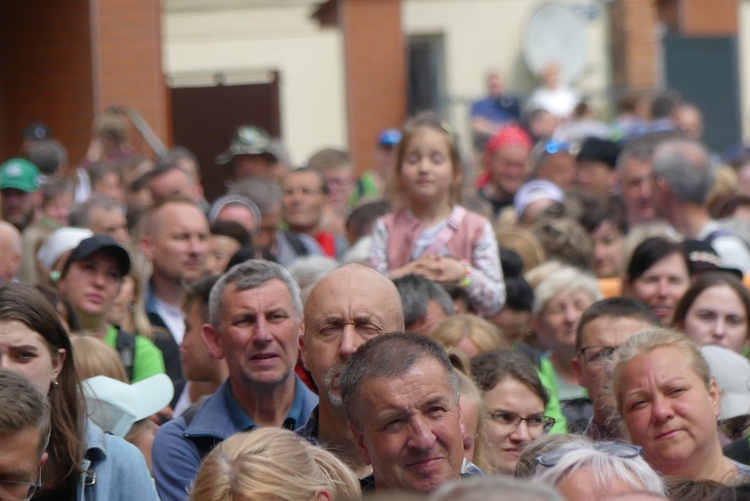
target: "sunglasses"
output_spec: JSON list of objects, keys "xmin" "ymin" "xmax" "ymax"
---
[
  {"xmin": 543, "ymin": 140, "xmax": 571, "ymax": 155},
  {"xmin": 535, "ymin": 442, "xmax": 642, "ymax": 467}
]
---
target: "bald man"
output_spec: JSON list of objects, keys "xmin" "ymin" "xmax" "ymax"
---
[
  {"xmin": 0, "ymin": 221, "xmax": 22, "ymax": 282},
  {"xmin": 298, "ymin": 264, "xmax": 404, "ymax": 475}
]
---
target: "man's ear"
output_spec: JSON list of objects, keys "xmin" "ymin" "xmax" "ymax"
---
[
  {"xmin": 138, "ymin": 235, "xmax": 154, "ymax": 262},
  {"xmin": 572, "ymin": 356, "xmax": 584, "ymax": 386},
  {"xmin": 655, "ymin": 177, "xmax": 670, "ymax": 199},
  {"xmin": 299, "ymin": 323, "xmax": 310, "ymax": 371},
  {"xmin": 202, "ymin": 324, "xmax": 225, "ymax": 360},
  {"xmin": 456, "ymin": 395, "xmax": 466, "ymax": 441},
  {"xmin": 39, "ymin": 451, "xmax": 49, "ymax": 470},
  {"xmin": 349, "ymin": 422, "xmax": 371, "ymax": 466}
]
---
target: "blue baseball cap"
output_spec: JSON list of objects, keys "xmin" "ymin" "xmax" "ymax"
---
[{"xmin": 378, "ymin": 129, "xmax": 402, "ymax": 147}]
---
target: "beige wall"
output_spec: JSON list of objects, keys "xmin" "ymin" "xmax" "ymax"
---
[
  {"xmin": 403, "ymin": 0, "xmax": 611, "ymax": 156},
  {"xmin": 740, "ymin": 0, "xmax": 750, "ymax": 142},
  {"xmin": 164, "ymin": 0, "xmax": 612, "ymax": 164},
  {"xmin": 164, "ymin": 4, "xmax": 347, "ymax": 166}
]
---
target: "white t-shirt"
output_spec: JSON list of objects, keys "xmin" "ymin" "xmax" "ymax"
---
[{"xmin": 153, "ymin": 295, "xmax": 186, "ymax": 345}]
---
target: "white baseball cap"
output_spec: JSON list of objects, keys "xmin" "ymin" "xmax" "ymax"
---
[
  {"xmin": 36, "ymin": 227, "xmax": 93, "ymax": 269},
  {"xmin": 701, "ymin": 345, "xmax": 750, "ymax": 421},
  {"xmin": 83, "ymin": 374, "xmax": 174, "ymax": 437}
]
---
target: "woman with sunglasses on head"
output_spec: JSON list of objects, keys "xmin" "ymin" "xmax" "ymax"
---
[
  {"xmin": 612, "ymin": 327, "xmax": 750, "ymax": 483},
  {"xmin": 471, "ymin": 350, "xmax": 556, "ymax": 474},
  {"xmin": 532, "ymin": 438, "xmax": 666, "ymax": 499},
  {"xmin": 0, "ymin": 282, "xmax": 157, "ymax": 500}
]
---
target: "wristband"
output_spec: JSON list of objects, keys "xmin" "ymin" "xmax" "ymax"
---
[{"xmin": 459, "ymin": 260, "xmax": 472, "ymax": 287}]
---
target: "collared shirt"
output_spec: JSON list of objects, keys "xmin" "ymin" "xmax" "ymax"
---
[
  {"xmin": 153, "ymin": 295, "xmax": 185, "ymax": 345},
  {"xmin": 296, "ymin": 404, "xmax": 321, "ymax": 445},
  {"xmin": 153, "ymin": 377, "xmax": 318, "ymax": 501},
  {"xmin": 359, "ymin": 459, "xmax": 484, "ymax": 493}
]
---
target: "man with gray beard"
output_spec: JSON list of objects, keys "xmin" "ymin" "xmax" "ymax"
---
[{"xmin": 298, "ymin": 263, "xmax": 404, "ymax": 475}]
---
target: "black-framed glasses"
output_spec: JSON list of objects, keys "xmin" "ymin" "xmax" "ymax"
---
[
  {"xmin": 535, "ymin": 442, "xmax": 642, "ymax": 467},
  {"xmin": 487, "ymin": 410, "xmax": 556, "ymax": 434},
  {"xmin": 0, "ymin": 466, "xmax": 42, "ymax": 501},
  {"xmin": 579, "ymin": 345, "xmax": 619, "ymax": 367}
]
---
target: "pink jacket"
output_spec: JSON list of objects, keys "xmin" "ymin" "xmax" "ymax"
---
[
  {"xmin": 367, "ymin": 205, "xmax": 506, "ymax": 316},
  {"xmin": 380, "ymin": 206, "xmax": 486, "ymax": 267}
]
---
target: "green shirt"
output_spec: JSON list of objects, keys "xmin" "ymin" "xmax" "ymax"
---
[
  {"xmin": 104, "ymin": 325, "xmax": 166, "ymax": 383},
  {"xmin": 537, "ymin": 355, "xmax": 569, "ymax": 434}
]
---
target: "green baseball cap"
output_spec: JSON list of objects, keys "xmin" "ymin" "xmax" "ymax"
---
[{"xmin": 0, "ymin": 158, "xmax": 41, "ymax": 192}]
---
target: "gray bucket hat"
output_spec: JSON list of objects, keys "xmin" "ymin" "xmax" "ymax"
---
[{"xmin": 215, "ymin": 125, "xmax": 277, "ymax": 165}]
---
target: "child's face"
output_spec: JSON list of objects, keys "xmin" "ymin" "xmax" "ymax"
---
[
  {"xmin": 93, "ymin": 171, "xmax": 124, "ymax": 204},
  {"xmin": 43, "ymin": 193, "xmax": 74, "ymax": 225},
  {"xmin": 399, "ymin": 127, "xmax": 457, "ymax": 205}
]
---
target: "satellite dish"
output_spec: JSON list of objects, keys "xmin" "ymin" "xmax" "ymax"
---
[{"xmin": 522, "ymin": 2, "xmax": 588, "ymax": 86}]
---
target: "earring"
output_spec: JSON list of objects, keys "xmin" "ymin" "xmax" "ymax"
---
[
  {"xmin": 128, "ymin": 303, "xmax": 136, "ymax": 313},
  {"xmin": 52, "ymin": 379, "xmax": 59, "ymax": 387}
]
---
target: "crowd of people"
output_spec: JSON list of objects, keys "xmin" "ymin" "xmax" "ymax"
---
[{"xmin": 3, "ymin": 81, "xmax": 750, "ymax": 501}]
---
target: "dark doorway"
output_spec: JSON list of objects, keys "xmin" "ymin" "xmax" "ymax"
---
[
  {"xmin": 408, "ymin": 34, "xmax": 447, "ymax": 118},
  {"xmin": 170, "ymin": 74, "xmax": 280, "ymax": 202},
  {"xmin": 664, "ymin": 35, "xmax": 740, "ymax": 154}
]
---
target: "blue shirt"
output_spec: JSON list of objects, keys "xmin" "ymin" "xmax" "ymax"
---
[
  {"xmin": 78, "ymin": 420, "xmax": 158, "ymax": 501},
  {"xmin": 470, "ymin": 95, "xmax": 521, "ymax": 125},
  {"xmin": 153, "ymin": 377, "xmax": 318, "ymax": 501}
]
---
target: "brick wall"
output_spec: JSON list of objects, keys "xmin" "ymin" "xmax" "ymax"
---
[
  {"xmin": 91, "ymin": 0, "xmax": 170, "ymax": 150},
  {"xmin": 0, "ymin": 0, "xmax": 94, "ymax": 164},
  {"xmin": 340, "ymin": 0, "xmax": 407, "ymax": 174},
  {"xmin": 0, "ymin": 0, "xmax": 168, "ymax": 166},
  {"xmin": 609, "ymin": 0, "xmax": 659, "ymax": 91},
  {"xmin": 681, "ymin": 0, "xmax": 737, "ymax": 36}
]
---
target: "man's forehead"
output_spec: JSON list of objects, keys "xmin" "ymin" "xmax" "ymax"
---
[
  {"xmin": 224, "ymin": 279, "xmax": 294, "ymax": 306},
  {"xmin": 306, "ymin": 269, "xmax": 400, "ymax": 315},
  {"xmin": 581, "ymin": 316, "xmax": 653, "ymax": 344}
]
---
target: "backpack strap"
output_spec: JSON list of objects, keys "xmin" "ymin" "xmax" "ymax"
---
[
  {"xmin": 115, "ymin": 329, "xmax": 136, "ymax": 382},
  {"xmin": 282, "ymin": 230, "xmax": 309, "ymax": 257}
]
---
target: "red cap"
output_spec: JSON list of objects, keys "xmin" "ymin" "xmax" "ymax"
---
[{"xmin": 485, "ymin": 125, "xmax": 532, "ymax": 157}]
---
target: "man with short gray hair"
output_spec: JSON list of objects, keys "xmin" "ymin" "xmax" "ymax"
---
[
  {"xmin": 0, "ymin": 369, "xmax": 51, "ymax": 500},
  {"xmin": 652, "ymin": 138, "xmax": 750, "ymax": 273},
  {"xmin": 69, "ymin": 193, "xmax": 129, "ymax": 245},
  {"xmin": 340, "ymin": 332, "xmax": 482, "ymax": 493},
  {"xmin": 152, "ymin": 259, "xmax": 318, "ymax": 501}
]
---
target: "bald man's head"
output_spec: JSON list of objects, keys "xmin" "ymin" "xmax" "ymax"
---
[{"xmin": 302, "ymin": 264, "xmax": 403, "ymax": 408}]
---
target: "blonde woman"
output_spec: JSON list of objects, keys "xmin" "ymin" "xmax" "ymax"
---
[
  {"xmin": 431, "ymin": 314, "xmax": 509, "ymax": 357},
  {"xmin": 70, "ymin": 334, "xmax": 128, "ymax": 382},
  {"xmin": 190, "ymin": 428, "xmax": 360, "ymax": 501},
  {"xmin": 613, "ymin": 328, "xmax": 750, "ymax": 482}
]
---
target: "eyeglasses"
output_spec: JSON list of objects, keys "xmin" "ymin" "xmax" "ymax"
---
[
  {"xmin": 535, "ymin": 442, "xmax": 642, "ymax": 467},
  {"xmin": 579, "ymin": 345, "xmax": 619, "ymax": 367},
  {"xmin": 0, "ymin": 466, "xmax": 42, "ymax": 501},
  {"xmin": 488, "ymin": 410, "xmax": 556, "ymax": 434},
  {"xmin": 544, "ymin": 140, "xmax": 571, "ymax": 155}
]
